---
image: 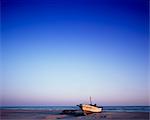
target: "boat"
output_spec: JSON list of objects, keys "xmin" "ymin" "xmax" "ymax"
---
[{"xmin": 77, "ymin": 96, "xmax": 103, "ymax": 115}]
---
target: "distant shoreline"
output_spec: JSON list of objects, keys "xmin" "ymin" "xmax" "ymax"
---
[{"xmin": 1, "ymin": 106, "xmax": 149, "ymax": 112}]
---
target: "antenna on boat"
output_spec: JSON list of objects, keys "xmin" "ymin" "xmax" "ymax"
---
[{"xmin": 90, "ymin": 96, "xmax": 92, "ymax": 105}]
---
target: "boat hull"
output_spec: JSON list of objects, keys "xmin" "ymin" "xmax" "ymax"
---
[{"xmin": 78, "ymin": 104, "xmax": 102, "ymax": 115}]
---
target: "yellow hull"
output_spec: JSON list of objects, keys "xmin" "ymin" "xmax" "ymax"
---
[{"xmin": 81, "ymin": 104, "xmax": 102, "ymax": 114}]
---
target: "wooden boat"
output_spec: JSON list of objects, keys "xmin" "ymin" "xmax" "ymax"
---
[{"xmin": 77, "ymin": 97, "xmax": 103, "ymax": 115}]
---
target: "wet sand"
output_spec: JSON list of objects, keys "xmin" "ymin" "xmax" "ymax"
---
[{"xmin": 0, "ymin": 109, "xmax": 149, "ymax": 120}]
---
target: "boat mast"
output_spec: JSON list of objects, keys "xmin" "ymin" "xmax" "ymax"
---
[{"xmin": 90, "ymin": 96, "xmax": 92, "ymax": 105}]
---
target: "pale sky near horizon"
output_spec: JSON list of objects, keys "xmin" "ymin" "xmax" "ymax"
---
[{"xmin": 1, "ymin": 0, "xmax": 149, "ymax": 106}]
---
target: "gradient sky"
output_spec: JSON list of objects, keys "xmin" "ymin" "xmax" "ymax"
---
[{"xmin": 1, "ymin": 0, "xmax": 149, "ymax": 106}]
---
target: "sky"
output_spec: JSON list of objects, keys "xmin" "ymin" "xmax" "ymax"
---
[{"xmin": 1, "ymin": 0, "xmax": 149, "ymax": 106}]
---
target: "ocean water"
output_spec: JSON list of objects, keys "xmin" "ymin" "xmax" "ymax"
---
[{"xmin": 1, "ymin": 106, "xmax": 150, "ymax": 112}]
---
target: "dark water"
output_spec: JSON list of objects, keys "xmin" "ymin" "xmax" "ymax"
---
[{"xmin": 1, "ymin": 106, "xmax": 150, "ymax": 112}]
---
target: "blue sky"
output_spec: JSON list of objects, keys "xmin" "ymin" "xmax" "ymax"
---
[{"xmin": 1, "ymin": 0, "xmax": 149, "ymax": 106}]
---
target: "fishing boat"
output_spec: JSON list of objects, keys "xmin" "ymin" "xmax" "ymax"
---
[{"xmin": 77, "ymin": 97, "xmax": 103, "ymax": 115}]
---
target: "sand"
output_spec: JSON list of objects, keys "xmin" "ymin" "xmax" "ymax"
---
[{"xmin": 0, "ymin": 109, "xmax": 149, "ymax": 120}]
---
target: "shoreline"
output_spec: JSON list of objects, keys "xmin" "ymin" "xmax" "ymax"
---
[{"xmin": 0, "ymin": 109, "xmax": 149, "ymax": 120}]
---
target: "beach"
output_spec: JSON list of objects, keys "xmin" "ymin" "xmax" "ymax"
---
[{"xmin": 1, "ymin": 109, "xmax": 149, "ymax": 120}]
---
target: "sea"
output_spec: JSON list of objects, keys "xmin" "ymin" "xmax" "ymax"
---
[{"xmin": 0, "ymin": 106, "xmax": 150, "ymax": 112}]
